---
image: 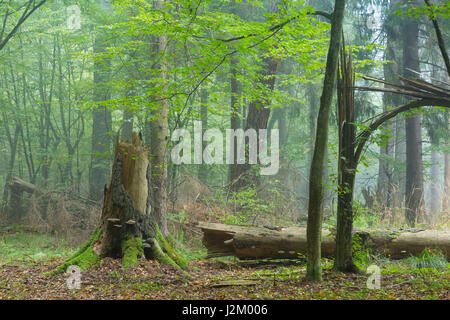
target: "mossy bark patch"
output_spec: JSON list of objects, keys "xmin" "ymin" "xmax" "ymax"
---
[{"xmin": 122, "ymin": 236, "xmax": 143, "ymax": 269}]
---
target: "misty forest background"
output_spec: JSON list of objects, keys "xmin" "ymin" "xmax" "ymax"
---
[{"xmin": 0, "ymin": 0, "xmax": 449, "ymax": 299}]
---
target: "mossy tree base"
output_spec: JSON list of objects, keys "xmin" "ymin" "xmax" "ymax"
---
[
  {"xmin": 48, "ymin": 227, "xmax": 101, "ymax": 275},
  {"xmin": 304, "ymin": 262, "xmax": 322, "ymax": 282},
  {"xmin": 51, "ymin": 132, "xmax": 188, "ymax": 275}
]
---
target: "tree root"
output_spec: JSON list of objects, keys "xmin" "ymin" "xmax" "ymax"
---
[
  {"xmin": 47, "ymin": 227, "xmax": 101, "ymax": 275},
  {"xmin": 48, "ymin": 224, "xmax": 190, "ymax": 278},
  {"xmin": 154, "ymin": 225, "xmax": 188, "ymax": 269},
  {"xmin": 122, "ymin": 235, "xmax": 143, "ymax": 270},
  {"xmin": 145, "ymin": 225, "xmax": 191, "ymax": 278}
]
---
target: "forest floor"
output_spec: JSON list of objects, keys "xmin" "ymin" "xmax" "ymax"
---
[{"xmin": 0, "ymin": 228, "xmax": 449, "ymax": 300}]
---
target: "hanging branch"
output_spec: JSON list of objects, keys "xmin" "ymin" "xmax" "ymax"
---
[{"xmin": 353, "ymin": 75, "xmax": 450, "ymax": 163}]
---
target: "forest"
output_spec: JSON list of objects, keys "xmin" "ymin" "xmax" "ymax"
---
[{"xmin": 0, "ymin": 0, "xmax": 449, "ymax": 302}]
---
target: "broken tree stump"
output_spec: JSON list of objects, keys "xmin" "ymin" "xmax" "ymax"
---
[
  {"xmin": 3, "ymin": 176, "xmax": 41, "ymax": 224},
  {"xmin": 198, "ymin": 222, "xmax": 450, "ymax": 259},
  {"xmin": 52, "ymin": 132, "xmax": 188, "ymax": 274}
]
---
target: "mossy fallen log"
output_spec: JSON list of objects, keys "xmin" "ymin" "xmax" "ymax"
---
[{"xmin": 198, "ymin": 222, "xmax": 450, "ymax": 259}]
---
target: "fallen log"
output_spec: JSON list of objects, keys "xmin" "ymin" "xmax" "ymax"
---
[{"xmin": 198, "ymin": 222, "xmax": 450, "ymax": 259}]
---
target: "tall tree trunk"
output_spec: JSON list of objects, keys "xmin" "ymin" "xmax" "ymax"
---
[
  {"xmin": 234, "ymin": 56, "xmax": 279, "ymax": 189},
  {"xmin": 334, "ymin": 48, "xmax": 358, "ymax": 273},
  {"xmin": 443, "ymin": 109, "xmax": 449, "ymax": 215},
  {"xmin": 394, "ymin": 114, "xmax": 406, "ymax": 208},
  {"xmin": 378, "ymin": 5, "xmax": 399, "ymax": 209},
  {"xmin": 428, "ymin": 66, "xmax": 443, "ymax": 219},
  {"xmin": 229, "ymin": 57, "xmax": 241, "ymax": 188},
  {"xmin": 306, "ymin": 0, "xmax": 346, "ymax": 281},
  {"xmin": 443, "ymin": 150, "xmax": 450, "ymax": 215},
  {"xmin": 90, "ymin": 36, "xmax": 112, "ymax": 201},
  {"xmin": 198, "ymin": 87, "xmax": 209, "ymax": 183},
  {"xmin": 150, "ymin": 0, "xmax": 169, "ymax": 237},
  {"xmin": 402, "ymin": 1, "xmax": 424, "ymax": 227},
  {"xmin": 429, "ymin": 149, "xmax": 441, "ymax": 217}
]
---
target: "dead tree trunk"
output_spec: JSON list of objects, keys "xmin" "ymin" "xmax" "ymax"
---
[
  {"xmin": 198, "ymin": 222, "xmax": 450, "ymax": 260},
  {"xmin": 52, "ymin": 132, "xmax": 187, "ymax": 274},
  {"xmin": 335, "ymin": 47, "xmax": 359, "ymax": 273}
]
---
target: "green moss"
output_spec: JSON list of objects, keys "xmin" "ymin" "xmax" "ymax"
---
[
  {"xmin": 155, "ymin": 225, "xmax": 188, "ymax": 270},
  {"xmin": 150, "ymin": 239, "xmax": 178, "ymax": 268},
  {"xmin": 127, "ymin": 281, "xmax": 164, "ymax": 292},
  {"xmin": 122, "ymin": 236, "xmax": 143, "ymax": 269},
  {"xmin": 46, "ymin": 227, "xmax": 101, "ymax": 275},
  {"xmin": 67, "ymin": 227, "xmax": 101, "ymax": 261}
]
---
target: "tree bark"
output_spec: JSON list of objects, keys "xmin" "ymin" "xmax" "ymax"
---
[
  {"xmin": 335, "ymin": 48, "xmax": 359, "ymax": 273},
  {"xmin": 122, "ymin": 109, "xmax": 134, "ymax": 143},
  {"xmin": 443, "ymin": 109, "xmax": 450, "ymax": 215},
  {"xmin": 306, "ymin": 0, "xmax": 346, "ymax": 281},
  {"xmin": 198, "ymin": 87, "xmax": 209, "ymax": 183},
  {"xmin": 150, "ymin": 0, "xmax": 169, "ymax": 237},
  {"xmin": 234, "ymin": 55, "xmax": 279, "ymax": 189},
  {"xmin": 429, "ymin": 150, "xmax": 441, "ymax": 216},
  {"xmin": 90, "ymin": 36, "xmax": 112, "ymax": 201},
  {"xmin": 402, "ymin": 0, "xmax": 425, "ymax": 227},
  {"xmin": 443, "ymin": 151, "xmax": 450, "ymax": 215},
  {"xmin": 378, "ymin": 5, "xmax": 399, "ymax": 208},
  {"xmin": 229, "ymin": 57, "xmax": 241, "ymax": 189}
]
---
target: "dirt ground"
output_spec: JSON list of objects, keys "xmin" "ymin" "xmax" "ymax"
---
[{"xmin": 0, "ymin": 257, "xmax": 448, "ymax": 300}]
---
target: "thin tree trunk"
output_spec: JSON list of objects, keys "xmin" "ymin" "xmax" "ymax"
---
[
  {"xmin": 229, "ymin": 57, "xmax": 241, "ymax": 189},
  {"xmin": 443, "ymin": 109, "xmax": 449, "ymax": 215},
  {"xmin": 198, "ymin": 87, "xmax": 209, "ymax": 182},
  {"xmin": 429, "ymin": 150, "xmax": 441, "ymax": 216},
  {"xmin": 378, "ymin": 6, "xmax": 399, "ymax": 208},
  {"xmin": 150, "ymin": 0, "xmax": 169, "ymax": 236},
  {"xmin": 402, "ymin": 1, "xmax": 424, "ymax": 227},
  {"xmin": 394, "ymin": 114, "xmax": 406, "ymax": 208},
  {"xmin": 443, "ymin": 151, "xmax": 449, "ymax": 215},
  {"xmin": 306, "ymin": 0, "xmax": 346, "ymax": 281}
]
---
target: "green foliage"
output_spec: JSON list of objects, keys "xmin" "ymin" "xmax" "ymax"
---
[
  {"xmin": 395, "ymin": 1, "xmax": 450, "ymax": 19},
  {"xmin": 226, "ymin": 185, "xmax": 283, "ymax": 225},
  {"xmin": 221, "ymin": 213, "xmax": 251, "ymax": 226},
  {"xmin": 127, "ymin": 281, "xmax": 164, "ymax": 292},
  {"xmin": 407, "ymin": 248, "xmax": 448, "ymax": 272},
  {"xmin": 352, "ymin": 200, "xmax": 379, "ymax": 228},
  {"xmin": 352, "ymin": 233, "xmax": 373, "ymax": 268}
]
